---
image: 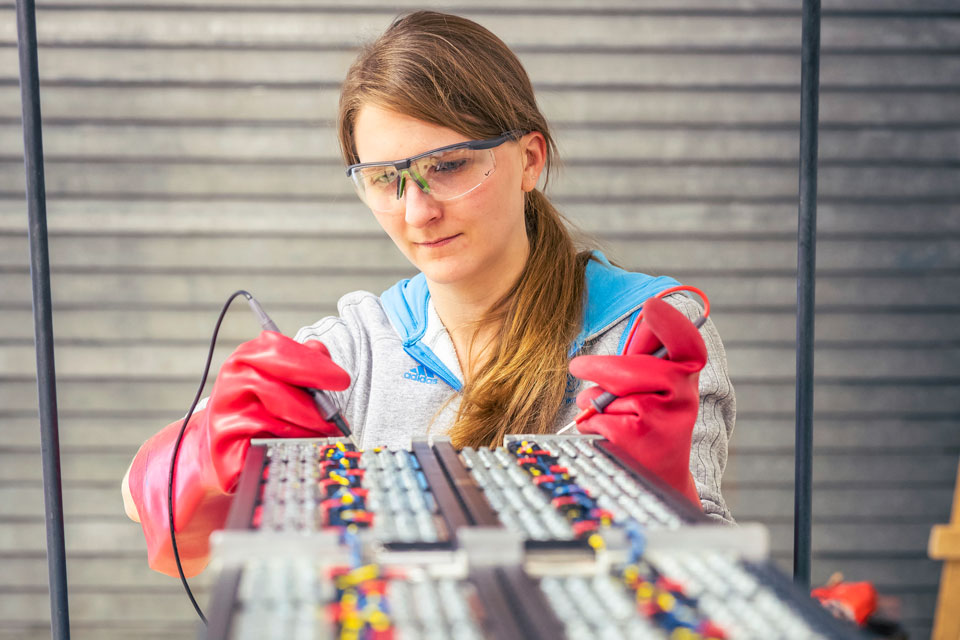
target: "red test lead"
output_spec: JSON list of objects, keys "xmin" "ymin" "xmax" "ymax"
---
[{"xmin": 557, "ymin": 286, "xmax": 710, "ymax": 435}]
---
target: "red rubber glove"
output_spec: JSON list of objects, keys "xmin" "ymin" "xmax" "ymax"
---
[
  {"xmin": 569, "ymin": 297, "xmax": 707, "ymax": 509},
  {"xmin": 127, "ymin": 331, "xmax": 350, "ymax": 577}
]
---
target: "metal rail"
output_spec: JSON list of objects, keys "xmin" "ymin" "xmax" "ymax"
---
[
  {"xmin": 794, "ymin": 0, "xmax": 822, "ymax": 588},
  {"xmin": 15, "ymin": 0, "xmax": 71, "ymax": 637}
]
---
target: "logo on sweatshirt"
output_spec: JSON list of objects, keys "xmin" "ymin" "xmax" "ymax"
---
[
  {"xmin": 404, "ymin": 365, "xmax": 438, "ymax": 385},
  {"xmin": 563, "ymin": 372, "xmax": 580, "ymax": 405}
]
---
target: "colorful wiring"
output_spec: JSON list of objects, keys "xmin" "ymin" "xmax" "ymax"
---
[
  {"xmin": 253, "ymin": 441, "xmax": 374, "ymax": 529},
  {"xmin": 327, "ymin": 456, "xmax": 397, "ymax": 640},
  {"xmin": 620, "ymin": 559, "xmax": 727, "ymax": 639},
  {"xmin": 318, "ymin": 442, "xmax": 374, "ymax": 528},
  {"xmin": 506, "ymin": 440, "xmax": 727, "ymax": 638},
  {"xmin": 328, "ymin": 561, "xmax": 400, "ymax": 640},
  {"xmin": 506, "ymin": 439, "xmax": 611, "ymax": 549}
]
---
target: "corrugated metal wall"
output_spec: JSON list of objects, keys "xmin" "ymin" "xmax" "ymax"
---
[{"xmin": 1, "ymin": 1, "xmax": 958, "ymax": 638}]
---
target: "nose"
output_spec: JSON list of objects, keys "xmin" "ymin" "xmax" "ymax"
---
[{"xmin": 403, "ymin": 178, "xmax": 442, "ymax": 227}]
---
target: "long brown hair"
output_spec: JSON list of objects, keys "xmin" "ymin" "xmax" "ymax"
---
[{"xmin": 338, "ymin": 11, "xmax": 593, "ymax": 448}]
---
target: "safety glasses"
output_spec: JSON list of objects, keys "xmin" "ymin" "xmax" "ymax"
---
[{"xmin": 345, "ymin": 131, "xmax": 524, "ymax": 213}]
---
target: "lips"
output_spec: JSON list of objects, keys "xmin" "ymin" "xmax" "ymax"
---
[{"xmin": 415, "ymin": 233, "xmax": 461, "ymax": 248}]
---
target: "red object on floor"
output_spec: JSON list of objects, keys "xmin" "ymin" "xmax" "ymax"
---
[{"xmin": 811, "ymin": 580, "xmax": 878, "ymax": 626}]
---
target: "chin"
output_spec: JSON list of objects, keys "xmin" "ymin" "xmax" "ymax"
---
[
  {"xmin": 418, "ymin": 264, "xmax": 469, "ymax": 286},
  {"xmin": 414, "ymin": 255, "xmax": 476, "ymax": 286}
]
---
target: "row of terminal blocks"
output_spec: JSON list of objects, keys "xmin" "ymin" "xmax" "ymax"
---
[{"xmin": 201, "ymin": 436, "xmax": 866, "ymax": 640}]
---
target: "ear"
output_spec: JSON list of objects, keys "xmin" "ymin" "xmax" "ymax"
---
[{"xmin": 519, "ymin": 132, "xmax": 547, "ymax": 192}]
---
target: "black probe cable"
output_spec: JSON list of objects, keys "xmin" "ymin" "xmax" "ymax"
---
[
  {"xmin": 167, "ymin": 290, "xmax": 246, "ymax": 625},
  {"xmin": 167, "ymin": 290, "xmax": 354, "ymax": 624}
]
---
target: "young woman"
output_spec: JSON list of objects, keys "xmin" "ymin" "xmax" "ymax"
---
[{"xmin": 122, "ymin": 10, "xmax": 736, "ymax": 577}]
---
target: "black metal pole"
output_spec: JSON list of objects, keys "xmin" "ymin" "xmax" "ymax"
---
[
  {"xmin": 15, "ymin": 0, "xmax": 71, "ymax": 637},
  {"xmin": 794, "ymin": 0, "xmax": 821, "ymax": 589}
]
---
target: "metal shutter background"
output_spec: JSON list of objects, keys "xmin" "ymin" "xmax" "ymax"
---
[{"xmin": 1, "ymin": 1, "xmax": 957, "ymax": 637}]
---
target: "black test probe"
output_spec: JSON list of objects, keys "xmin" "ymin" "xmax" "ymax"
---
[
  {"xmin": 557, "ymin": 286, "xmax": 709, "ymax": 435},
  {"xmin": 244, "ymin": 294, "xmax": 355, "ymax": 445}
]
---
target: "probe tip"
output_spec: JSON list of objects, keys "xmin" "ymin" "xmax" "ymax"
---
[{"xmin": 557, "ymin": 419, "xmax": 578, "ymax": 435}]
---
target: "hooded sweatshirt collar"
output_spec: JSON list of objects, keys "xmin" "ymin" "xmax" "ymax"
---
[{"xmin": 380, "ymin": 251, "xmax": 680, "ymax": 389}]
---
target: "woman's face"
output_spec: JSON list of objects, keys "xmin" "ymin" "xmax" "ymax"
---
[{"xmin": 352, "ymin": 105, "xmax": 546, "ymax": 291}]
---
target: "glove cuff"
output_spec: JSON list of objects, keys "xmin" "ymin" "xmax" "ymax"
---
[{"xmin": 128, "ymin": 410, "xmax": 232, "ymax": 577}]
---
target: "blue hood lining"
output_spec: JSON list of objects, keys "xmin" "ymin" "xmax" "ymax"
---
[{"xmin": 381, "ymin": 251, "xmax": 681, "ymax": 387}]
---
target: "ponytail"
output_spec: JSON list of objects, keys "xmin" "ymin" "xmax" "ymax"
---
[{"xmin": 448, "ymin": 189, "xmax": 592, "ymax": 449}]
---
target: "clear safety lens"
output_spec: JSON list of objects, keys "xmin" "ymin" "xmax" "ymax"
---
[{"xmin": 349, "ymin": 147, "xmax": 496, "ymax": 213}]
